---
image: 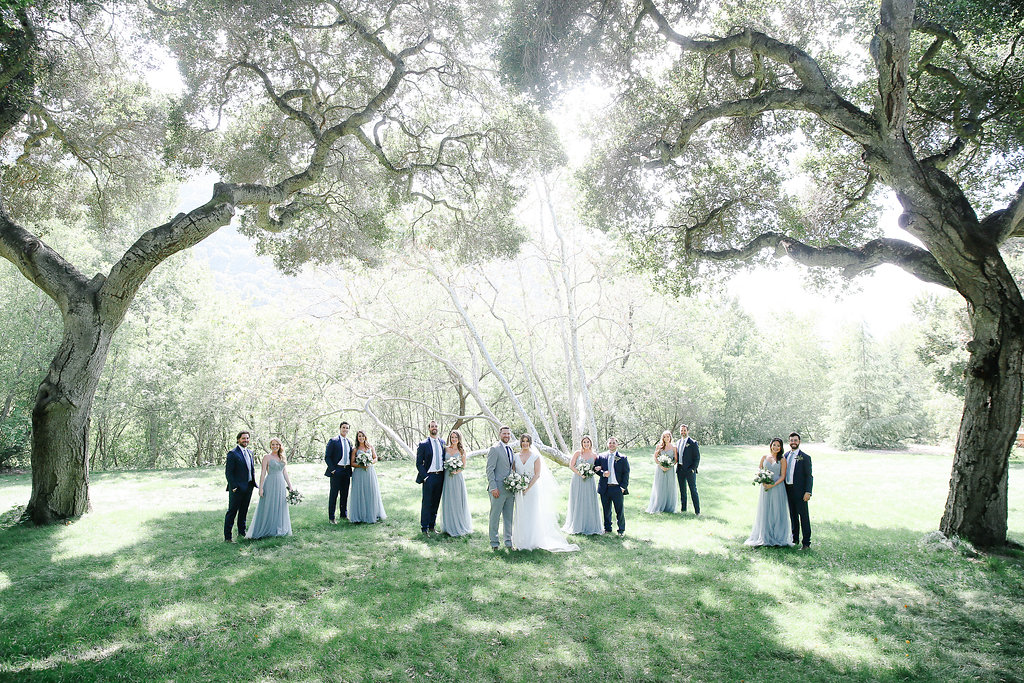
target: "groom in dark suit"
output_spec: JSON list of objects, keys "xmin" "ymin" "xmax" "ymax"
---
[
  {"xmin": 784, "ymin": 432, "xmax": 814, "ymax": 549},
  {"xmin": 676, "ymin": 424, "xmax": 701, "ymax": 516},
  {"xmin": 595, "ymin": 437, "xmax": 629, "ymax": 536},
  {"xmin": 415, "ymin": 420, "xmax": 446, "ymax": 535},
  {"xmin": 224, "ymin": 430, "xmax": 257, "ymax": 542},
  {"xmin": 324, "ymin": 421, "xmax": 354, "ymax": 523}
]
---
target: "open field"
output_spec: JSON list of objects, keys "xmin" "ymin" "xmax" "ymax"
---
[{"xmin": 1, "ymin": 445, "xmax": 1022, "ymax": 681}]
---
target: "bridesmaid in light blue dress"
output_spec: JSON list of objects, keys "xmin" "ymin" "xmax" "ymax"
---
[
  {"xmin": 440, "ymin": 429, "xmax": 473, "ymax": 537},
  {"xmin": 247, "ymin": 438, "xmax": 293, "ymax": 539},
  {"xmin": 348, "ymin": 431, "xmax": 387, "ymax": 524},
  {"xmin": 745, "ymin": 438, "xmax": 794, "ymax": 547},
  {"xmin": 562, "ymin": 435, "xmax": 603, "ymax": 535},
  {"xmin": 646, "ymin": 431, "xmax": 679, "ymax": 514}
]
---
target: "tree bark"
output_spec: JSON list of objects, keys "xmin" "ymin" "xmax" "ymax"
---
[
  {"xmin": 26, "ymin": 305, "xmax": 114, "ymax": 523},
  {"xmin": 939, "ymin": 262, "xmax": 1024, "ymax": 545}
]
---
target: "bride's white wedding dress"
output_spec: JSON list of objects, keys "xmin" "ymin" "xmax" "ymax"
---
[{"xmin": 512, "ymin": 449, "xmax": 580, "ymax": 552}]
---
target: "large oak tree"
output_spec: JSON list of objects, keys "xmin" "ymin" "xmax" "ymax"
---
[
  {"xmin": 0, "ymin": 0, "xmax": 548, "ymax": 523},
  {"xmin": 500, "ymin": 0, "xmax": 1024, "ymax": 545}
]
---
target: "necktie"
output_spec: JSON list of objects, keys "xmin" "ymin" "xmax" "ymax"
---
[{"xmin": 505, "ymin": 445, "xmax": 513, "ymax": 467}]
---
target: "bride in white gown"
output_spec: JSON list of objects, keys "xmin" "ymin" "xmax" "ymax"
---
[{"xmin": 512, "ymin": 435, "xmax": 580, "ymax": 553}]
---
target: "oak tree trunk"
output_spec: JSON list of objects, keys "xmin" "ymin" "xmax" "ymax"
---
[
  {"xmin": 941, "ymin": 284, "xmax": 1024, "ymax": 545},
  {"xmin": 25, "ymin": 306, "xmax": 113, "ymax": 524}
]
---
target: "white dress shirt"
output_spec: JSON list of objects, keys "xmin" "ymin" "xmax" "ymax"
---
[
  {"xmin": 607, "ymin": 452, "xmax": 619, "ymax": 486},
  {"xmin": 429, "ymin": 437, "xmax": 444, "ymax": 472},
  {"xmin": 785, "ymin": 450, "xmax": 798, "ymax": 485}
]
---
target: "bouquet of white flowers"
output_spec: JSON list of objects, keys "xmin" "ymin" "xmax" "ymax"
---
[
  {"xmin": 443, "ymin": 456, "xmax": 464, "ymax": 474},
  {"xmin": 287, "ymin": 488, "xmax": 303, "ymax": 505},
  {"xmin": 656, "ymin": 452, "xmax": 676, "ymax": 470},
  {"xmin": 504, "ymin": 471, "xmax": 530, "ymax": 494},
  {"xmin": 576, "ymin": 461, "xmax": 596, "ymax": 479},
  {"xmin": 752, "ymin": 468, "xmax": 776, "ymax": 486},
  {"xmin": 354, "ymin": 451, "xmax": 373, "ymax": 468}
]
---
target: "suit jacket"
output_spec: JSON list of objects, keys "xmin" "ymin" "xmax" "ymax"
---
[
  {"xmin": 225, "ymin": 445, "xmax": 256, "ymax": 492},
  {"xmin": 595, "ymin": 452, "xmax": 630, "ymax": 495},
  {"xmin": 485, "ymin": 441, "xmax": 515, "ymax": 492},
  {"xmin": 415, "ymin": 437, "xmax": 445, "ymax": 484},
  {"xmin": 787, "ymin": 449, "xmax": 813, "ymax": 496},
  {"xmin": 324, "ymin": 435, "xmax": 354, "ymax": 477},
  {"xmin": 677, "ymin": 437, "xmax": 700, "ymax": 471}
]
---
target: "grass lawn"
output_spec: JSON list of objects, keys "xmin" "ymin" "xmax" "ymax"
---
[{"xmin": 1, "ymin": 445, "xmax": 1022, "ymax": 682}]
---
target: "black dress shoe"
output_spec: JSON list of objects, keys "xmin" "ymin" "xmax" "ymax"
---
[{"xmin": 224, "ymin": 538, "xmax": 233, "ymax": 543}]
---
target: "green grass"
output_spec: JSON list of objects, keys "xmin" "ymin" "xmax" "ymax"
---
[{"xmin": 1, "ymin": 445, "xmax": 1022, "ymax": 682}]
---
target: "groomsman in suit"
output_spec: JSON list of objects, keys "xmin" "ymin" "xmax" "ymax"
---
[
  {"xmin": 415, "ymin": 420, "xmax": 446, "ymax": 535},
  {"xmin": 224, "ymin": 430, "xmax": 257, "ymax": 542},
  {"xmin": 324, "ymin": 421, "xmax": 354, "ymax": 523},
  {"xmin": 595, "ymin": 437, "xmax": 630, "ymax": 536},
  {"xmin": 485, "ymin": 425, "xmax": 516, "ymax": 549},
  {"xmin": 676, "ymin": 424, "xmax": 701, "ymax": 516},
  {"xmin": 784, "ymin": 432, "xmax": 813, "ymax": 549}
]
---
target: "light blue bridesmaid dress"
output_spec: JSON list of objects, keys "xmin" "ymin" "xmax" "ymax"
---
[
  {"xmin": 247, "ymin": 458, "xmax": 292, "ymax": 539},
  {"xmin": 348, "ymin": 449, "xmax": 387, "ymax": 523},
  {"xmin": 562, "ymin": 453, "xmax": 603, "ymax": 535},
  {"xmin": 744, "ymin": 457, "xmax": 794, "ymax": 546}
]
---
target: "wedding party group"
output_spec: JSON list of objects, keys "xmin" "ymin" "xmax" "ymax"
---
[{"xmin": 223, "ymin": 419, "xmax": 814, "ymax": 552}]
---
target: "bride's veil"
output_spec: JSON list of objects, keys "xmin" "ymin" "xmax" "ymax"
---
[{"xmin": 528, "ymin": 447, "xmax": 578, "ymax": 550}]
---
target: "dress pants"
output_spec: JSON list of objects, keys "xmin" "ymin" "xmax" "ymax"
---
[
  {"xmin": 225, "ymin": 485, "xmax": 254, "ymax": 539},
  {"xmin": 329, "ymin": 466, "xmax": 352, "ymax": 520},
  {"xmin": 420, "ymin": 471, "xmax": 445, "ymax": 531},
  {"xmin": 601, "ymin": 484, "xmax": 625, "ymax": 533},
  {"xmin": 676, "ymin": 467, "xmax": 700, "ymax": 513},
  {"xmin": 785, "ymin": 483, "xmax": 811, "ymax": 547}
]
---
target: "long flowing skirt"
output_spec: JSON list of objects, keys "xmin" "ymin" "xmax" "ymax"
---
[
  {"xmin": 348, "ymin": 466, "xmax": 387, "ymax": 523},
  {"xmin": 562, "ymin": 473, "xmax": 603, "ymax": 535},
  {"xmin": 247, "ymin": 465, "xmax": 291, "ymax": 539},
  {"xmin": 744, "ymin": 484, "xmax": 793, "ymax": 546},
  {"xmin": 440, "ymin": 471, "xmax": 473, "ymax": 536},
  {"xmin": 646, "ymin": 465, "xmax": 678, "ymax": 514}
]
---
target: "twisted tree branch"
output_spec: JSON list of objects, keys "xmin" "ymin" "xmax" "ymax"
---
[{"xmin": 692, "ymin": 231, "xmax": 955, "ymax": 288}]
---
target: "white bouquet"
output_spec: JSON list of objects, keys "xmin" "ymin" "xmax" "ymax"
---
[
  {"xmin": 354, "ymin": 451, "xmax": 373, "ymax": 468},
  {"xmin": 656, "ymin": 452, "xmax": 676, "ymax": 470},
  {"xmin": 576, "ymin": 461, "xmax": 596, "ymax": 479},
  {"xmin": 504, "ymin": 471, "xmax": 530, "ymax": 494},
  {"xmin": 752, "ymin": 468, "xmax": 776, "ymax": 486},
  {"xmin": 443, "ymin": 456, "xmax": 464, "ymax": 474}
]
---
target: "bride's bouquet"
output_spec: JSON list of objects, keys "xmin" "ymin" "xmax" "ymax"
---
[
  {"xmin": 576, "ymin": 461, "xmax": 596, "ymax": 479},
  {"xmin": 656, "ymin": 452, "xmax": 676, "ymax": 470},
  {"xmin": 504, "ymin": 471, "xmax": 530, "ymax": 494},
  {"xmin": 752, "ymin": 468, "xmax": 776, "ymax": 486},
  {"xmin": 354, "ymin": 451, "xmax": 373, "ymax": 468},
  {"xmin": 287, "ymin": 488, "xmax": 303, "ymax": 505},
  {"xmin": 443, "ymin": 456, "xmax": 464, "ymax": 474}
]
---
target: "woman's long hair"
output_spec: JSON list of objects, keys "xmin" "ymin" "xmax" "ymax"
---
[
  {"xmin": 270, "ymin": 438, "xmax": 286, "ymax": 464},
  {"xmin": 768, "ymin": 438, "xmax": 784, "ymax": 462},
  {"xmin": 658, "ymin": 431, "xmax": 672, "ymax": 452},
  {"xmin": 580, "ymin": 435, "xmax": 593, "ymax": 451},
  {"xmin": 355, "ymin": 430, "xmax": 371, "ymax": 451},
  {"xmin": 448, "ymin": 430, "xmax": 466, "ymax": 456}
]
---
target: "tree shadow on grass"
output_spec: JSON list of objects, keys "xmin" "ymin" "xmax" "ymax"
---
[{"xmin": 1, "ymin": 488, "xmax": 1023, "ymax": 681}]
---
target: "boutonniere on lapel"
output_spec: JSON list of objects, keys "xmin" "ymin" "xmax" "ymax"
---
[
  {"xmin": 794, "ymin": 454, "xmax": 804, "ymax": 462},
  {"xmin": 614, "ymin": 454, "xmax": 623, "ymax": 462}
]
